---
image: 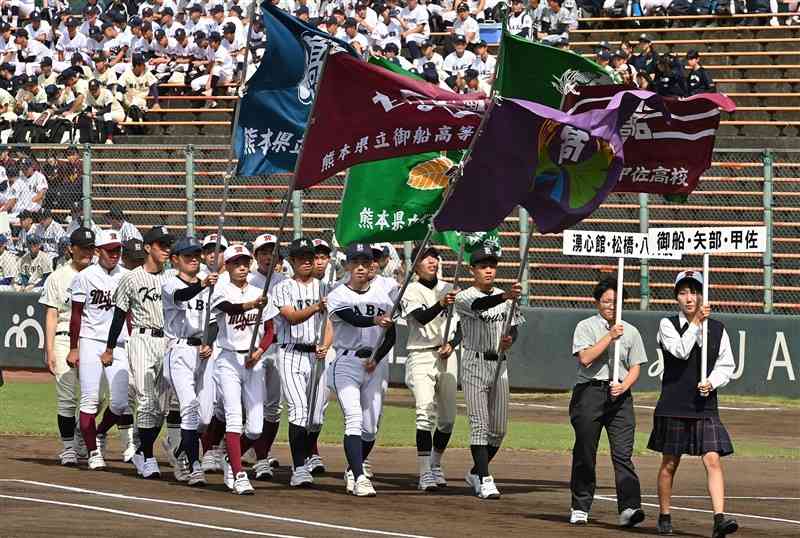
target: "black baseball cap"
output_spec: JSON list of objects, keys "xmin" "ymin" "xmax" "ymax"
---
[
  {"xmin": 108, "ymin": 207, "xmax": 124, "ymax": 219},
  {"xmin": 15, "ymin": 28, "xmax": 28, "ymax": 39},
  {"xmin": 143, "ymin": 225, "xmax": 175, "ymax": 245},
  {"xmin": 210, "ymin": 4, "xmax": 224, "ymax": 13},
  {"xmin": 161, "ymin": 7, "xmax": 174, "ymax": 16},
  {"xmin": 70, "ymin": 227, "xmax": 96, "ymax": 247},
  {"xmin": 638, "ymin": 33, "xmax": 652, "ymax": 43},
  {"xmin": 457, "ymin": 3, "xmax": 469, "ymax": 11},
  {"xmin": 411, "ymin": 244, "xmax": 440, "ymax": 263},
  {"xmin": 288, "ymin": 237, "xmax": 315, "ymax": 258},
  {"xmin": 222, "ymin": 22, "xmax": 236, "ymax": 34},
  {"xmin": 470, "ymin": 242, "xmax": 501, "ymax": 265},
  {"xmin": 686, "ymin": 49, "xmax": 700, "ymax": 59},
  {"xmin": 18, "ymin": 210, "xmax": 34, "ymax": 220},
  {"xmin": 171, "ymin": 236, "xmax": 202, "ymax": 255},
  {"xmin": 123, "ymin": 238, "xmax": 146, "ymax": 260},
  {"xmin": 67, "ymin": 17, "xmax": 80, "ymax": 27},
  {"xmin": 27, "ymin": 234, "xmax": 42, "ymax": 246},
  {"xmin": 208, "ymin": 31, "xmax": 222, "ymax": 43},
  {"xmin": 346, "ymin": 243, "xmax": 373, "ymax": 262},
  {"xmin": 597, "ymin": 50, "xmax": 611, "ymax": 62},
  {"xmin": 371, "ymin": 244, "xmax": 389, "ymax": 259},
  {"xmin": 142, "ymin": 7, "xmax": 154, "ymax": 17},
  {"xmin": 597, "ymin": 40, "xmax": 611, "ymax": 50},
  {"xmin": 295, "ymin": 6, "xmax": 309, "ymax": 15},
  {"xmin": 453, "ymin": 35, "xmax": 467, "ymax": 44}
]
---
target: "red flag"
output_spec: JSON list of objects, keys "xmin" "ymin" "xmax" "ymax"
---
[
  {"xmin": 562, "ymin": 86, "xmax": 736, "ymax": 196},
  {"xmin": 295, "ymin": 53, "xmax": 488, "ymax": 188}
]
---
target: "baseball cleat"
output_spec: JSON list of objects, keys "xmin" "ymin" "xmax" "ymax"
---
[
  {"xmin": 161, "ymin": 438, "xmax": 179, "ymax": 468},
  {"xmin": 252, "ymin": 459, "xmax": 274, "ymax": 481},
  {"xmin": 620, "ymin": 507, "xmax": 646, "ymax": 528},
  {"xmin": 712, "ymin": 516, "xmax": 739, "ymax": 538},
  {"xmin": 123, "ymin": 443, "xmax": 137, "ymax": 464},
  {"xmin": 59, "ymin": 447, "xmax": 78, "ymax": 467},
  {"xmin": 223, "ymin": 458, "xmax": 235, "ymax": 490},
  {"xmin": 87, "ymin": 449, "xmax": 106, "ymax": 470},
  {"xmin": 431, "ymin": 465, "xmax": 447, "ymax": 487},
  {"xmin": 657, "ymin": 514, "xmax": 673, "ymax": 535},
  {"xmin": 478, "ymin": 476, "xmax": 500, "ymax": 500},
  {"xmin": 95, "ymin": 434, "xmax": 107, "ymax": 456},
  {"xmin": 132, "ymin": 452, "xmax": 145, "ymax": 475},
  {"xmin": 142, "ymin": 457, "xmax": 161, "ymax": 479},
  {"xmin": 232, "ymin": 472, "xmax": 255, "ymax": 495},
  {"xmin": 201, "ymin": 450, "xmax": 219, "ymax": 473},
  {"xmin": 267, "ymin": 455, "xmax": 280, "ymax": 469},
  {"xmin": 305, "ymin": 454, "xmax": 325, "ymax": 475},
  {"xmin": 353, "ymin": 475, "xmax": 376, "ymax": 497},
  {"xmin": 362, "ymin": 459, "xmax": 373, "ymax": 479},
  {"xmin": 418, "ymin": 471, "xmax": 438, "ymax": 492},
  {"xmin": 188, "ymin": 462, "xmax": 207, "ymax": 487},
  {"xmin": 465, "ymin": 471, "xmax": 481, "ymax": 495},
  {"xmin": 290, "ymin": 467, "xmax": 314, "ymax": 488},
  {"xmin": 344, "ymin": 470, "xmax": 355, "ymax": 494},
  {"xmin": 174, "ymin": 454, "xmax": 191, "ymax": 482},
  {"xmin": 570, "ymin": 509, "xmax": 589, "ymax": 525}
]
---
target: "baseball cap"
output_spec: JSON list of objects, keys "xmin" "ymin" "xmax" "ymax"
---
[
  {"xmin": 129, "ymin": 16, "xmax": 143, "ymax": 27},
  {"xmin": 123, "ymin": 238, "xmax": 146, "ymax": 260},
  {"xmin": 0, "ymin": 62, "xmax": 13, "ymax": 72},
  {"xmin": 27, "ymin": 234, "xmax": 42, "ymax": 246},
  {"xmin": 597, "ymin": 40, "xmax": 611, "ymax": 50},
  {"xmin": 686, "ymin": 49, "xmax": 700, "ymax": 60},
  {"xmin": 70, "ymin": 200, "xmax": 83, "ymax": 214},
  {"xmin": 143, "ymin": 225, "xmax": 174, "ymax": 245},
  {"xmin": 142, "ymin": 7, "xmax": 154, "ymax": 17},
  {"xmin": 208, "ymin": 31, "xmax": 222, "ymax": 43},
  {"xmin": 66, "ymin": 17, "xmax": 80, "ymax": 27},
  {"xmin": 70, "ymin": 227, "xmax": 96, "ymax": 247},
  {"xmin": 202, "ymin": 233, "xmax": 228, "ymax": 249},
  {"xmin": 252, "ymin": 233, "xmax": 277, "ymax": 252},
  {"xmin": 171, "ymin": 236, "xmax": 203, "ymax": 255},
  {"xmin": 288, "ymin": 238, "xmax": 315, "ymax": 258},
  {"xmin": 371, "ymin": 244, "xmax": 389, "ymax": 259},
  {"xmin": 0, "ymin": 234, "xmax": 7, "ymax": 245},
  {"xmin": 155, "ymin": 29, "xmax": 166, "ymax": 40},
  {"xmin": 210, "ymin": 4, "xmax": 224, "ymax": 13},
  {"xmin": 411, "ymin": 244, "xmax": 440, "ymax": 263},
  {"xmin": 30, "ymin": 10, "xmax": 41, "ymax": 19},
  {"xmin": 175, "ymin": 28, "xmax": 187, "ymax": 40},
  {"xmin": 312, "ymin": 238, "xmax": 331, "ymax": 254},
  {"xmin": 597, "ymin": 50, "xmax": 611, "ymax": 62},
  {"xmin": 108, "ymin": 207, "xmax": 124, "ymax": 219},
  {"xmin": 344, "ymin": 17, "xmax": 357, "ymax": 29},
  {"xmin": 161, "ymin": 7, "xmax": 174, "ymax": 16},
  {"xmin": 638, "ymin": 33, "xmax": 652, "ymax": 43},
  {"xmin": 384, "ymin": 42, "xmax": 399, "ymax": 54},
  {"xmin": 295, "ymin": 6, "xmax": 309, "ymax": 15},
  {"xmin": 475, "ymin": 40, "xmax": 487, "ymax": 49},
  {"xmin": 18, "ymin": 210, "xmax": 34, "ymax": 220},
  {"xmin": 470, "ymin": 242, "xmax": 501, "ymax": 265},
  {"xmin": 15, "ymin": 28, "xmax": 28, "ymax": 39},
  {"xmin": 346, "ymin": 243, "xmax": 373, "ymax": 262},
  {"xmin": 457, "ymin": 3, "xmax": 469, "ymax": 11},
  {"xmin": 222, "ymin": 22, "xmax": 236, "ymax": 34},
  {"xmin": 39, "ymin": 208, "xmax": 52, "ymax": 219},
  {"xmin": 674, "ymin": 270, "xmax": 703, "ymax": 288},
  {"xmin": 229, "ymin": 5, "xmax": 243, "ymax": 15},
  {"xmin": 453, "ymin": 35, "xmax": 467, "ymax": 45},
  {"xmin": 96, "ymin": 229, "xmax": 122, "ymax": 249},
  {"xmin": 88, "ymin": 79, "xmax": 101, "ymax": 91},
  {"xmin": 41, "ymin": 56, "xmax": 52, "ymax": 66},
  {"xmin": 223, "ymin": 244, "xmax": 252, "ymax": 264}
]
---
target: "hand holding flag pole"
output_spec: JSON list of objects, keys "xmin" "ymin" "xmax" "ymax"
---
[
  {"xmin": 440, "ymin": 235, "xmax": 464, "ymax": 350},
  {"xmin": 307, "ymin": 241, "xmax": 338, "ymax": 430}
]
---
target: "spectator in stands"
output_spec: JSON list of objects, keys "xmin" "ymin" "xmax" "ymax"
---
[
  {"xmin": 107, "ymin": 206, "xmax": 143, "ymax": 242},
  {"xmin": 443, "ymin": 35, "xmax": 475, "ymax": 77},
  {"xmin": 15, "ymin": 209, "xmax": 36, "ymax": 253},
  {"xmin": 17, "ymin": 234, "xmax": 51, "ymax": 290},
  {"xmin": 53, "ymin": 235, "xmax": 72, "ymax": 270},
  {"xmin": 465, "ymin": 68, "xmax": 490, "ymax": 94},
  {"xmin": 452, "ymin": 3, "xmax": 480, "ymax": 48},
  {"xmin": 119, "ymin": 53, "xmax": 159, "ymax": 129},
  {"xmin": 383, "ymin": 42, "xmax": 414, "ymax": 69},
  {"xmin": 44, "ymin": 146, "xmax": 81, "ymax": 211},
  {"xmin": 635, "ymin": 71, "xmax": 652, "ymax": 90},
  {"xmin": 684, "ymin": 50, "xmax": 715, "ymax": 95},
  {"xmin": 37, "ymin": 57, "xmax": 57, "ymax": 88},
  {"xmin": 414, "ymin": 41, "xmax": 445, "ymax": 79},
  {"xmin": 2, "ymin": 160, "xmax": 33, "ymax": 221},
  {"xmin": 14, "ymin": 28, "xmax": 52, "ymax": 78},
  {"xmin": 630, "ymin": 34, "xmax": 658, "ymax": 75},
  {"xmin": 32, "ymin": 208, "xmax": 65, "ymax": 257},
  {"xmin": 190, "ymin": 32, "xmax": 233, "ymax": 107},
  {"xmin": 18, "ymin": 157, "xmax": 48, "ymax": 213},
  {"xmin": 121, "ymin": 238, "xmax": 146, "ymax": 270},
  {"xmin": 612, "ymin": 49, "xmax": 637, "ymax": 85},
  {"xmin": 81, "ymin": 78, "xmax": 125, "ymax": 144},
  {"xmin": 354, "ymin": 2, "xmax": 379, "ymax": 34},
  {"xmin": 372, "ymin": 4, "xmax": 403, "ymax": 53},
  {"xmin": 597, "ymin": 50, "xmax": 623, "ymax": 83},
  {"xmin": 653, "ymin": 55, "xmax": 688, "ymax": 97},
  {"xmin": 0, "ymin": 234, "xmax": 19, "ymax": 287},
  {"xmin": 66, "ymin": 201, "xmax": 102, "ymax": 237},
  {"xmin": 399, "ymin": 0, "xmax": 430, "ymax": 59},
  {"xmin": 508, "ymin": 0, "xmax": 534, "ymax": 38},
  {"xmin": 538, "ymin": 0, "xmax": 573, "ymax": 46},
  {"xmin": 55, "ymin": 18, "xmax": 88, "ymax": 74},
  {"xmin": 471, "ymin": 41, "xmax": 495, "ymax": 85},
  {"xmin": 26, "ymin": 10, "xmax": 53, "ymax": 47},
  {"xmin": 0, "ymin": 62, "xmax": 15, "ymax": 92},
  {"xmin": 344, "ymin": 18, "xmax": 369, "ymax": 55}
]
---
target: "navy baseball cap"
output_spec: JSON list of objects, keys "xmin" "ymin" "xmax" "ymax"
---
[
  {"xmin": 27, "ymin": 234, "xmax": 42, "ymax": 246},
  {"xmin": 171, "ymin": 236, "xmax": 202, "ymax": 255},
  {"xmin": 411, "ymin": 244, "xmax": 440, "ymax": 262},
  {"xmin": 346, "ymin": 243, "xmax": 373, "ymax": 262},
  {"xmin": 0, "ymin": 234, "xmax": 8, "ymax": 244},
  {"xmin": 70, "ymin": 227, "xmax": 96, "ymax": 247},
  {"xmin": 289, "ymin": 238, "xmax": 315, "ymax": 258},
  {"xmin": 470, "ymin": 242, "xmax": 501, "ymax": 265},
  {"xmin": 123, "ymin": 238, "xmax": 146, "ymax": 260},
  {"xmin": 371, "ymin": 244, "xmax": 389, "ymax": 258},
  {"xmin": 143, "ymin": 225, "xmax": 174, "ymax": 245}
]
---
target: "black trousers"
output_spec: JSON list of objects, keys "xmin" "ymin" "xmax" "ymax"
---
[{"xmin": 569, "ymin": 381, "xmax": 641, "ymax": 513}]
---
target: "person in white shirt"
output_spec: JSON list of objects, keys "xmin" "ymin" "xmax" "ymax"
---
[
  {"xmin": 354, "ymin": 2, "xmax": 379, "ymax": 34},
  {"xmin": 220, "ymin": 22, "xmax": 245, "ymax": 71},
  {"xmin": 18, "ymin": 159, "xmax": 48, "ymax": 214},
  {"xmin": 343, "ymin": 18, "xmax": 369, "ymax": 55},
  {"xmin": 321, "ymin": 16, "xmax": 347, "ymax": 40},
  {"xmin": 507, "ymin": 0, "xmax": 533, "ymax": 37},
  {"xmin": 80, "ymin": 6, "xmax": 103, "ymax": 37},
  {"xmin": 538, "ymin": 0, "xmax": 573, "ymax": 46},
  {"xmin": 443, "ymin": 35, "xmax": 476, "ymax": 76},
  {"xmin": 118, "ymin": 54, "xmax": 159, "ymax": 122},
  {"xmin": 383, "ymin": 42, "xmax": 414, "ymax": 71},
  {"xmin": 32, "ymin": 208, "xmax": 65, "ymax": 256},
  {"xmin": 13, "ymin": 28, "xmax": 52, "ymax": 77},
  {"xmin": 81, "ymin": 79, "xmax": 126, "ymax": 143},
  {"xmin": 107, "ymin": 207, "xmax": 143, "ymax": 242},
  {"xmin": 55, "ymin": 18, "xmax": 89, "ymax": 73},
  {"xmin": 159, "ymin": 7, "xmax": 185, "ymax": 38},
  {"xmin": 190, "ymin": 32, "xmax": 233, "ymax": 102},
  {"xmin": 471, "ymin": 41, "xmax": 496, "ymax": 84},
  {"xmin": 371, "ymin": 4, "xmax": 403, "ymax": 51},
  {"xmin": 25, "ymin": 10, "xmax": 54, "ymax": 47},
  {"xmin": 413, "ymin": 41, "xmax": 445, "ymax": 80},
  {"xmin": 452, "ymin": 3, "xmax": 480, "ymax": 45},
  {"xmin": 399, "ymin": 0, "xmax": 429, "ymax": 59}
]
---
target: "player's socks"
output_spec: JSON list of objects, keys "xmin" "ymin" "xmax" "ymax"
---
[
  {"xmin": 97, "ymin": 408, "xmax": 120, "ymax": 436},
  {"xmin": 416, "ymin": 429, "xmax": 432, "ymax": 473},
  {"xmin": 260, "ymin": 419, "xmax": 280, "ymax": 455},
  {"xmin": 225, "ymin": 432, "xmax": 244, "ymax": 474},
  {"xmin": 201, "ymin": 416, "xmax": 225, "ymax": 452},
  {"xmin": 138, "ymin": 426, "xmax": 160, "ymax": 459},
  {"xmin": 288, "ymin": 423, "xmax": 309, "ymax": 469},
  {"xmin": 470, "ymin": 444, "xmax": 490, "ymax": 479},
  {"xmin": 432, "ymin": 429, "xmax": 452, "ymax": 460},
  {"xmin": 362, "ymin": 439, "xmax": 375, "ymax": 461},
  {"xmin": 58, "ymin": 414, "xmax": 77, "ymax": 449},
  {"xmin": 79, "ymin": 412, "xmax": 98, "ymax": 451},
  {"xmin": 344, "ymin": 435, "xmax": 364, "ymax": 478},
  {"xmin": 166, "ymin": 410, "xmax": 182, "ymax": 450},
  {"xmin": 181, "ymin": 429, "xmax": 200, "ymax": 464},
  {"xmin": 308, "ymin": 430, "xmax": 321, "ymax": 455},
  {"xmin": 487, "ymin": 444, "xmax": 500, "ymax": 463}
]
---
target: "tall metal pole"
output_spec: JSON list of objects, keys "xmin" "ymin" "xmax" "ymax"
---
[
  {"xmin": 762, "ymin": 149, "xmax": 774, "ymax": 314},
  {"xmin": 292, "ymin": 190, "xmax": 303, "ymax": 239},
  {"xmin": 440, "ymin": 235, "xmax": 465, "ymax": 347},
  {"xmin": 518, "ymin": 208, "xmax": 530, "ymax": 306},
  {"xmin": 82, "ymin": 144, "xmax": 92, "ymax": 227},
  {"xmin": 185, "ymin": 144, "xmax": 196, "ymax": 237}
]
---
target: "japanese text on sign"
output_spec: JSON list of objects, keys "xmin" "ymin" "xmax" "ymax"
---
[
  {"xmin": 648, "ymin": 226, "xmax": 767, "ymax": 255},
  {"xmin": 562, "ymin": 230, "xmax": 681, "ymax": 259}
]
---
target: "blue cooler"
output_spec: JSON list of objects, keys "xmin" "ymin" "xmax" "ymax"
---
[{"xmin": 479, "ymin": 23, "xmax": 502, "ymax": 45}]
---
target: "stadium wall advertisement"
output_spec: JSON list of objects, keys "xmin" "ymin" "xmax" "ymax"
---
[{"xmin": 1, "ymin": 293, "xmax": 796, "ymax": 398}]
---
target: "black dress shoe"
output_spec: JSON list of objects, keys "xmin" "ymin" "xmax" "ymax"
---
[
  {"xmin": 712, "ymin": 515, "xmax": 739, "ymax": 537},
  {"xmin": 657, "ymin": 514, "xmax": 674, "ymax": 535}
]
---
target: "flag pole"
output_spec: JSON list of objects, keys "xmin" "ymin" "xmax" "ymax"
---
[
  {"xmin": 202, "ymin": 1, "xmax": 259, "ymax": 345},
  {"xmin": 700, "ymin": 252, "xmax": 710, "ymax": 393},
  {"xmin": 247, "ymin": 43, "xmax": 334, "ymax": 355},
  {"xmin": 440, "ymin": 234, "xmax": 464, "ymax": 348},
  {"xmin": 612, "ymin": 256, "xmax": 624, "ymax": 385}
]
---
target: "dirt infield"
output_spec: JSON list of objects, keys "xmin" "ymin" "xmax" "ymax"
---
[{"xmin": 1, "ymin": 436, "xmax": 798, "ymax": 538}]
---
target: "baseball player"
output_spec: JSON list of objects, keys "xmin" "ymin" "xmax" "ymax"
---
[
  {"xmin": 455, "ymin": 243, "xmax": 524, "ymax": 500},
  {"xmin": 272, "ymin": 238, "xmax": 333, "ymax": 487},
  {"xmin": 104, "ymin": 225, "xmax": 174, "ymax": 479},
  {"xmin": 162, "ymin": 236, "xmax": 219, "ymax": 487},
  {"xmin": 200, "ymin": 233, "xmax": 228, "ymax": 275},
  {"xmin": 326, "ymin": 243, "xmax": 396, "ymax": 497},
  {"xmin": 68, "ymin": 229, "xmax": 131, "ymax": 471},
  {"xmin": 244, "ymin": 232, "xmax": 287, "ymax": 479},
  {"xmin": 40, "ymin": 227, "xmax": 96, "ymax": 466},
  {"xmin": 401, "ymin": 244, "xmax": 461, "ymax": 492},
  {"xmin": 210, "ymin": 244, "xmax": 280, "ymax": 495}
]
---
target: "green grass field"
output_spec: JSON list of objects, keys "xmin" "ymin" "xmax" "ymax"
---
[{"xmin": 2, "ymin": 382, "xmax": 797, "ymax": 459}]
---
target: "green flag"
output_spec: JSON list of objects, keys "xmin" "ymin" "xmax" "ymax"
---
[
  {"xmin": 433, "ymin": 229, "xmax": 502, "ymax": 262},
  {"xmin": 495, "ymin": 29, "xmax": 611, "ymax": 108}
]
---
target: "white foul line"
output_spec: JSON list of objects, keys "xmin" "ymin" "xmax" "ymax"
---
[
  {"xmin": 0, "ymin": 494, "xmax": 303, "ymax": 537},
  {"xmin": 0, "ymin": 480, "xmax": 435, "ymax": 538},
  {"xmin": 593, "ymin": 495, "xmax": 800, "ymax": 525}
]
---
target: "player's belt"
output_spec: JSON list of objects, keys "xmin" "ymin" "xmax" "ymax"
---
[
  {"xmin": 341, "ymin": 348, "xmax": 373, "ymax": 359},
  {"xmin": 466, "ymin": 350, "xmax": 503, "ymax": 361},
  {"xmin": 55, "ymin": 331, "xmax": 69, "ymax": 336},
  {"xmin": 281, "ymin": 343, "xmax": 316, "ymax": 353},
  {"xmin": 176, "ymin": 337, "xmax": 203, "ymax": 346},
  {"xmin": 136, "ymin": 327, "xmax": 165, "ymax": 337}
]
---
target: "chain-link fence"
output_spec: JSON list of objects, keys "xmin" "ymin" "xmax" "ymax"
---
[{"xmin": 1, "ymin": 144, "xmax": 797, "ymax": 313}]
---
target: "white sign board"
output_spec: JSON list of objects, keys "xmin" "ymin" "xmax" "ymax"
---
[
  {"xmin": 562, "ymin": 230, "xmax": 682, "ymax": 259},
  {"xmin": 648, "ymin": 226, "xmax": 767, "ymax": 255}
]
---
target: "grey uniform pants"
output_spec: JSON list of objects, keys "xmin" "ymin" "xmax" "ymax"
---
[{"xmin": 461, "ymin": 351, "xmax": 509, "ymax": 446}]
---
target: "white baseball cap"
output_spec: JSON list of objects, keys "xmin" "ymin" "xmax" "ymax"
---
[
  {"xmin": 96, "ymin": 229, "xmax": 122, "ymax": 249},
  {"xmin": 202, "ymin": 233, "xmax": 228, "ymax": 249},
  {"xmin": 312, "ymin": 238, "xmax": 331, "ymax": 252},
  {"xmin": 223, "ymin": 244, "xmax": 252, "ymax": 263},
  {"xmin": 674, "ymin": 270, "xmax": 704, "ymax": 287},
  {"xmin": 253, "ymin": 233, "xmax": 278, "ymax": 252}
]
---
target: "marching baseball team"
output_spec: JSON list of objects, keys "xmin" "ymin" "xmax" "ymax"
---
[{"xmin": 39, "ymin": 226, "xmax": 739, "ymax": 537}]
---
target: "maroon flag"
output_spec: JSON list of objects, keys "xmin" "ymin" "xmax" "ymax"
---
[
  {"xmin": 562, "ymin": 86, "xmax": 736, "ymax": 196},
  {"xmin": 295, "ymin": 52, "xmax": 488, "ymax": 188}
]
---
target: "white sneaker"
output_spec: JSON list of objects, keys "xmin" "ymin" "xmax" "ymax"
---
[
  {"xmin": 362, "ymin": 459, "xmax": 373, "ymax": 479},
  {"xmin": 162, "ymin": 438, "xmax": 179, "ymax": 468},
  {"xmin": 353, "ymin": 474, "xmax": 376, "ymax": 497},
  {"xmin": 132, "ymin": 452, "xmax": 145, "ymax": 475},
  {"xmin": 188, "ymin": 462, "xmax": 207, "ymax": 487},
  {"xmin": 305, "ymin": 454, "xmax": 325, "ymax": 475},
  {"xmin": 59, "ymin": 447, "xmax": 78, "ymax": 467},
  {"xmin": 252, "ymin": 459, "xmax": 273, "ymax": 481},
  {"xmin": 344, "ymin": 469, "xmax": 355, "ymax": 494},
  {"xmin": 418, "ymin": 471, "xmax": 438, "ymax": 492},
  {"xmin": 431, "ymin": 465, "xmax": 447, "ymax": 487},
  {"xmin": 123, "ymin": 443, "xmax": 137, "ymax": 464},
  {"xmin": 95, "ymin": 434, "xmax": 107, "ymax": 456},
  {"xmin": 174, "ymin": 454, "xmax": 191, "ymax": 482},
  {"xmin": 232, "ymin": 471, "xmax": 254, "ymax": 495},
  {"xmin": 223, "ymin": 458, "xmax": 234, "ymax": 490},
  {"xmin": 201, "ymin": 450, "xmax": 218, "ymax": 473},
  {"xmin": 619, "ymin": 507, "xmax": 645, "ymax": 528},
  {"xmin": 290, "ymin": 466, "xmax": 314, "ymax": 488},
  {"xmin": 478, "ymin": 476, "xmax": 500, "ymax": 500},
  {"xmin": 465, "ymin": 471, "xmax": 481, "ymax": 495},
  {"xmin": 570, "ymin": 509, "xmax": 589, "ymax": 525},
  {"xmin": 142, "ymin": 457, "xmax": 161, "ymax": 479},
  {"xmin": 88, "ymin": 449, "xmax": 106, "ymax": 470}
]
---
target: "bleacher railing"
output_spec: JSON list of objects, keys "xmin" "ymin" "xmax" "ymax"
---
[{"xmin": 3, "ymin": 144, "xmax": 797, "ymax": 314}]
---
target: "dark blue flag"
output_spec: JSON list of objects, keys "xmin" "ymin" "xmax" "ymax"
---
[{"xmin": 234, "ymin": 2, "xmax": 357, "ymax": 176}]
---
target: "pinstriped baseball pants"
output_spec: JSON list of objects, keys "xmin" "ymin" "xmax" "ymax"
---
[
  {"xmin": 461, "ymin": 351, "xmax": 509, "ymax": 446},
  {"xmin": 127, "ymin": 333, "xmax": 168, "ymax": 429},
  {"xmin": 278, "ymin": 346, "xmax": 328, "ymax": 427}
]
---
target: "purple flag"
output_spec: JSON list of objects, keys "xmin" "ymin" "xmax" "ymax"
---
[{"xmin": 433, "ymin": 91, "xmax": 669, "ymax": 234}]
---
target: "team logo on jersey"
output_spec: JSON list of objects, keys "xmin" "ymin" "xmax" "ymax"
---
[
  {"xmin": 139, "ymin": 286, "xmax": 162, "ymax": 302},
  {"xmin": 89, "ymin": 289, "xmax": 114, "ymax": 311},
  {"xmin": 229, "ymin": 311, "xmax": 259, "ymax": 331},
  {"xmin": 351, "ymin": 304, "xmax": 386, "ymax": 317}
]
